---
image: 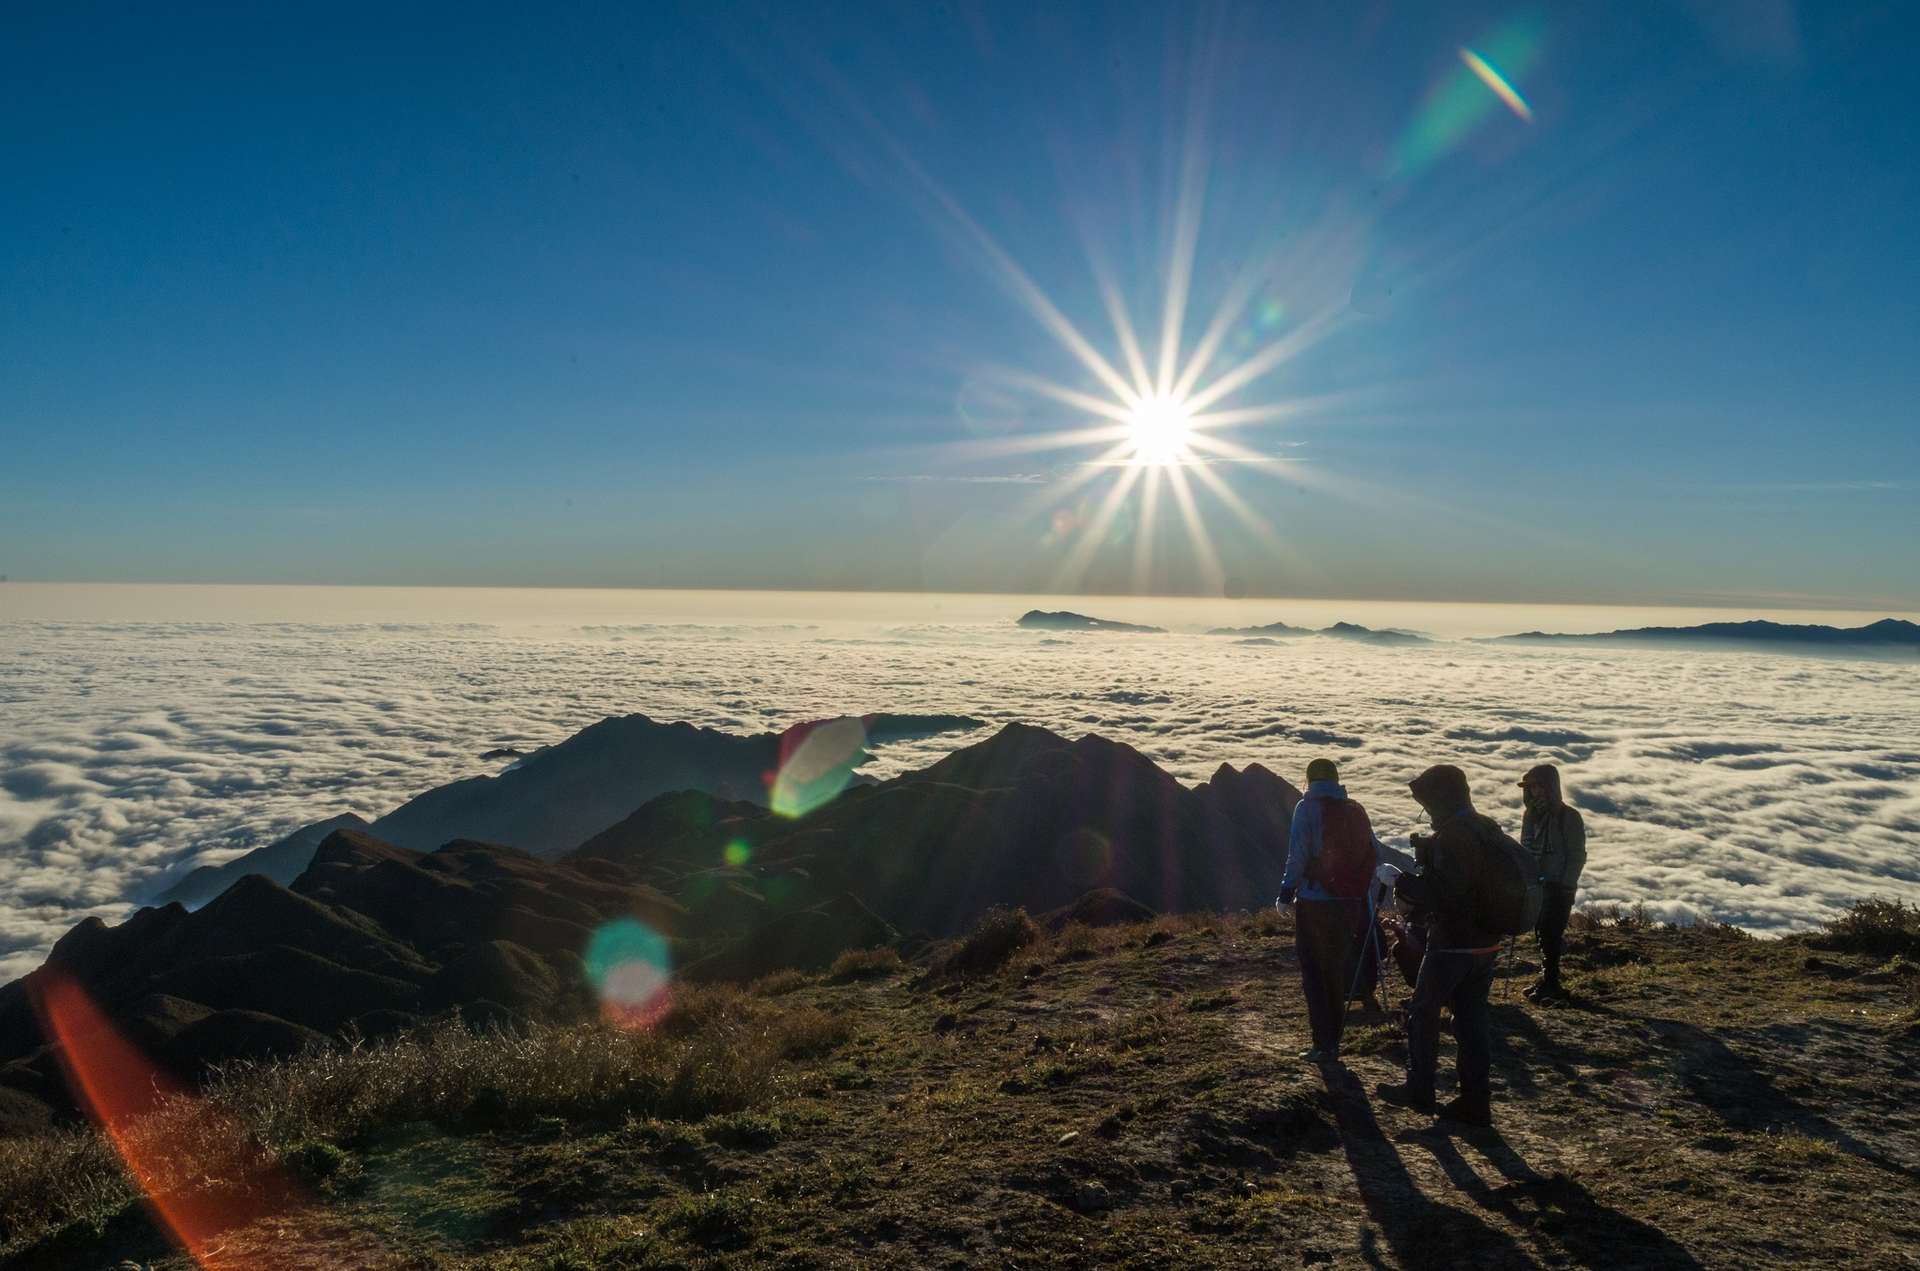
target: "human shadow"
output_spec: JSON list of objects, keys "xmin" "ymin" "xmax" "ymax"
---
[
  {"xmin": 1316, "ymin": 1065, "xmax": 1537, "ymax": 1270},
  {"xmin": 1501, "ymin": 992, "xmax": 1918, "ymax": 1181},
  {"xmin": 1409, "ymin": 1128, "xmax": 1705, "ymax": 1269},
  {"xmin": 1641, "ymin": 1013, "xmax": 1919, "ymax": 1180}
]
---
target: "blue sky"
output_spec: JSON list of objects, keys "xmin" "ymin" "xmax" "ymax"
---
[{"xmin": 2, "ymin": 1, "xmax": 1915, "ymax": 607}]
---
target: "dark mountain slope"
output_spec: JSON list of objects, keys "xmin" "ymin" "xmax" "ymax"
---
[
  {"xmin": 0, "ymin": 829, "xmax": 685, "ymax": 1128},
  {"xmin": 149, "ymin": 812, "xmax": 370, "ymax": 909},
  {"xmin": 597, "ymin": 723, "xmax": 1303, "ymax": 940}
]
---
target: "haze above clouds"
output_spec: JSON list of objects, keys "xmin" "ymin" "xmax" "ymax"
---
[{"xmin": 3, "ymin": 590, "xmax": 1918, "ymax": 982}]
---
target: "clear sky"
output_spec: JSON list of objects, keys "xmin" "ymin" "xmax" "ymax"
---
[{"xmin": 2, "ymin": 1, "xmax": 1915, "ymax": 608}]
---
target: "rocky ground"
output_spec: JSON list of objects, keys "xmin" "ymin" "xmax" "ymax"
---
[{"xmin": 4, "ymin": 908, "xmax": 1917, "ymax": 1269}]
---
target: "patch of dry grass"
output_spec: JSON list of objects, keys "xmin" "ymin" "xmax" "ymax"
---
[
  {"xmin": 0, "ymin": 985, "xmax": 849, "ymax": 1259},
  {"xmin": 826, "ymin": 946, "xmax": 903, "ymax": 983},
  {"xmin": 1570, "ymin": 902, "xmax": 1654, "ymax": 932},
  {"xmin": 749, "ymin": 968, "xmax": 811, "ymax": 996}
]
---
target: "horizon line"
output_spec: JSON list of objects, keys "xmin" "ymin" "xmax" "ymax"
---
[{"xmin": 1, "ymin": 577, "xmax": 1914, "ymax": 618}]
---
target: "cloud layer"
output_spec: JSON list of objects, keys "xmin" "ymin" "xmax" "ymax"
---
[{"xmin": 3, "ymin": 613, "xmax": 1917, "ymax": 981}]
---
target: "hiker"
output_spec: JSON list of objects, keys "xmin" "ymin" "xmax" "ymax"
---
[
  {"xmin": 1521, "ymin": 763, "xmax": 1586, "ymax": 1001},
  {"xmin": 1278, "ymin": 757, "xmax": 1381, "ymax": 1064},
  {"xmin": 1375, "ymin": 764, "xmax": 1507, "ymax": 1127}
]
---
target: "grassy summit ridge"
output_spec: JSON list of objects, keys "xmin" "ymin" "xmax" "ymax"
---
[{"xmin": 3, "ymin": 903, "xmax": 1917, "ymax": 1269}]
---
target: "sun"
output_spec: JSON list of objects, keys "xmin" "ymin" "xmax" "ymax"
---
[{"xmin": 1126, "ymin": 394, "xmax": 1194, "ymax": 466}]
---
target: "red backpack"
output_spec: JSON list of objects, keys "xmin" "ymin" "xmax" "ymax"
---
[{"xmin": 1313, "ymin": 798, "xmax": 1375, "ymax": 899}]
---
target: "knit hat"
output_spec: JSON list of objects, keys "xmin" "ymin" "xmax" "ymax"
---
[{"xmin": 1306, "ymin": 758, "xmax": 1339, "ymax": 783}]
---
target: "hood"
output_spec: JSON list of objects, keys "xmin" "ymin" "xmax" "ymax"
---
[
  {"xmin": 1409, "ymin": 764, "xmax": 1472, "ymax": 821},
  {"xmin": 1305, "ymin": 779, "xmax": 1346, "ymax": 800},
  {"xmin": 1522, "ymin": 763, "xmax": 1564, "ymax": 808}
]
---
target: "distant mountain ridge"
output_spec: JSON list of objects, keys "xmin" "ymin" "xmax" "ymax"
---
[
  {"xmin": 150, "ymin": 813, "xmax": 370, "ymax": 909},
  {"xmin": 146, "ymin": 712, "xmax": 989, "ymax": 901},
  {"xmin": 1016, "ymin": 610, "xmax": 1164, "ymax": 633},
  {"xmin": 0, "ymin": 721, "xmax": 1300, "ymax": 1129},
  {"xmin": 1490, "ymin": 617, "xmax": 1920, "ymax": 649},
  {"xmin": 1208, "ymin": 620, "xmax": 1432, "ymax": 645}
]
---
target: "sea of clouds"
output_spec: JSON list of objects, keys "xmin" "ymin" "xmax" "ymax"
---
[{"xmin": 3, "ymin": 600, "xmax": 1918, "ymax": 982}]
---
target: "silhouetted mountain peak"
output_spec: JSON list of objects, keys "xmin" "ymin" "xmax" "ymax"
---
[
  {"xmin": 150, "ymin": 812, "xmax": 372, "ymax": 910},
  {"xmin": 368, "ymin": 711, "xmax": 984, "ymax": 859},
  {"xmin": 1016, "ymin": 610, "xmax": 1165, "ymax": 633}
]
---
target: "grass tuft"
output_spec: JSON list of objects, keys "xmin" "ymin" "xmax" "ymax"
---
[
  {"xmin": 827, "ymin": 946, "xmax": 903, "ymax": 982},
  {"xmin": 932, "ymin": 906, "xmax": 1040, "ymax": 978},
  {"xmin": 664, "ymin": 1188, "xmax": 759, "ymax": 1249},
  {"xmin": 748, "ymin": 969, "xmax": 811, "ymax": 997}
]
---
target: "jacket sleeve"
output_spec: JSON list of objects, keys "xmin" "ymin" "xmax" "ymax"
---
[
  {"xmin": 1556, "ymin": 808, "xmax": 1586, "ymax": 886},
  {"xmin": 1281, "ymin": 800, "xmax": 1315, "ymax": 894}
]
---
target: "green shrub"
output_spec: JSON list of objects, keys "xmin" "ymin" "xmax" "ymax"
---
[
  {"xmin": 933, "ymin": 906, "xmax": 1040, "ymax": 978},
  {"xmin": 1814, "ymin": 897, "xmax": 1920, "ymax": 959}
]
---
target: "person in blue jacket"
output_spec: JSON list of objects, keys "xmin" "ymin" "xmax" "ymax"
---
[{"xmin": 1279, "ymin": 757, "xmax": 1385, "ymax": 1064}]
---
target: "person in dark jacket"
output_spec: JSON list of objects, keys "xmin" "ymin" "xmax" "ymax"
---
[
  {"xmin": 1375, "ymin": 764, "xmax": 1503, "ymax": 1128},
  {"xmin": 1278, "ymin": 757, "xmax": 1383, "ymax": 1063},
  {"xmin": 1521, "ymin": 763, "xmax": 1586, "ymax": 1001}
]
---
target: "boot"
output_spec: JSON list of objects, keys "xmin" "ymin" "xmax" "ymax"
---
[
  {"xmin": 1438, "ymin": 1093, "xmax": 1492, "ymax": 1128},
  {"xmin": 1374, "ymin": 1081, "xmax": 1436, "ymax": 1113}
]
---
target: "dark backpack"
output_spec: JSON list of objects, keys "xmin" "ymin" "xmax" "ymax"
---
[
  {"xmin": 1312, "ymin": 798, "xmax": 1375, "ymax": 900},
  {"xmin": 1464, "ymin": 814, "xmax": 1545, "ymax": 937}
]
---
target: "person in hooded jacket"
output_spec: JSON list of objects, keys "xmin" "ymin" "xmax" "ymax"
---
[
  {"xmin": 1375, "ymin": 764, "xmax": 1505, "ymax": 1128},
  {"xmin": 1520, "ymin": 763, "xmax": 1586, "ymax": 1000},
  {"xmin": 1278, "ymin": 757, "xmax": 1384, "ymax": 1063}
]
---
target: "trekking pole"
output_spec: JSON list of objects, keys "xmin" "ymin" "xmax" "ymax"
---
[
  {"xmin": 1375, "ymin": 904, "xmax": 1393, "ymax": 1013},
  {"xmin": 1340, "ymin": 886, "xmax": 1382, "ymax": 1032}
]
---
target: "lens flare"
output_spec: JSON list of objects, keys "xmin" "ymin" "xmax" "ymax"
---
[
  {"xmin": 1459, "ymin": 48, "xmax": 1533, "ymax": 123},
  {"xmin": 723, "ymin": 838, "xmax": 753, "ymax": 868},
  {"xmin": 1390, "ymin": 14, "xmax": 1546, "ymax": 176},
  {"xmin": 30, "ymin": 971, "xmax": 291, "ymax": 1268},
  {"xmin": 585, "ymin": 918, "xmax": 673, "ymax": 1031},
  {"xmin": 769, "ymin": 716, "xmax": 868, "ymax": 818}
]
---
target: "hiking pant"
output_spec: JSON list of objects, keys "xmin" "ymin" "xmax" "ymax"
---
[
  {"xmin": 1404, "ymin": 947, "xmax": 1497, "ymax": 1101},
  {"xmin": 1536, "ymin": 884, "xmax": 1577, "ymax": 988},
  {"xmin": 1295, "ymin": 898, "xmax": 1365, "ymax": 1052}
]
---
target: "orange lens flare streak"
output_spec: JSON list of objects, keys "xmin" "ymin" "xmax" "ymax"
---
[{"xmin": 32, "ymin": 972, "xmax": 291, "ymax": 1269}]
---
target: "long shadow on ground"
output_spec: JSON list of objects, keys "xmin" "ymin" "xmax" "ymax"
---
[
  {"xmin": 1317, "ymin": 1066, "xmax": 1534, "ymax": 1271},
  {"xmin": 1409, "ymin": 1130, "xmax": 1703, "ymax": 1269}
]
